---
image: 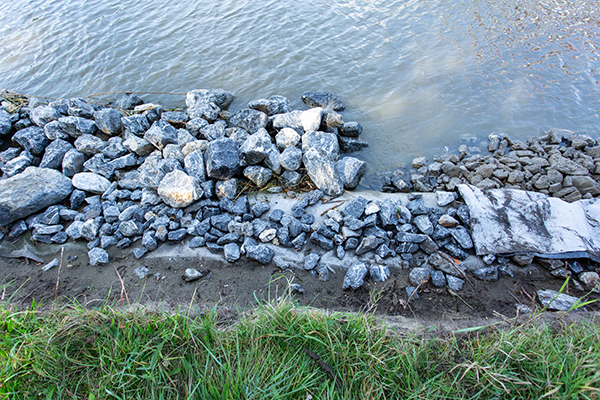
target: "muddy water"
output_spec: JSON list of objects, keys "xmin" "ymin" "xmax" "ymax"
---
[{"xmin": 1, "ymin": 0, "xmax": 599, "ymax": 187}]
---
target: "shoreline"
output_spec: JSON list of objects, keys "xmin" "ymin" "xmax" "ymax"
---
[{"xmin": 0, "ymin": 90, "xmax": 599, "ymax": 317}]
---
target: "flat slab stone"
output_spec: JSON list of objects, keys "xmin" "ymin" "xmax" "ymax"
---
[
  {"xmin": 458, "ymin": 184, "xmax": 600, "ymax": 261},
  {"xmin": 0, "ymin": 167, "xmax": 73, "ymax": 226}
]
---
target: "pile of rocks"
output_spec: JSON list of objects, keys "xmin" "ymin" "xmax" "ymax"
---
[
  {"xmin": 0, "ymin": 90, "xmax": 370, "ymax": 264},
  {"xmin": 383, "ymin": 130, "xmax": 600, "ymax": 202}
]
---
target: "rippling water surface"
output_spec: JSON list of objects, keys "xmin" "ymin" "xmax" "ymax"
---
[{"xmin": 1, "ymin": 0, "xmax": 599, "ymax": 187}]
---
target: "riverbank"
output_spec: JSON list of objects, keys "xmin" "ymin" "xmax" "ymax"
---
[
  {"xmin": 1, "ymin": 90, "xmax": 600, "ymax": 320},
  {"xmin": 1, "ymin": 297, "xmax": 599, "ymax": 399}
]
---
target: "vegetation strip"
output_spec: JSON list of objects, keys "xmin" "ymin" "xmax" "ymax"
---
[{"xmin": 1, "ymin": 298, "xmax": 599, "ymax": 399}]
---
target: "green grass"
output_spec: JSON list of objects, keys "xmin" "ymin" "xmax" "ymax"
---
[{"xmin": 0, "ymin": 295, "xmax": 599, "ymax": 399}]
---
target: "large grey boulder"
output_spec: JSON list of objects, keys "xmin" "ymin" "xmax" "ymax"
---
[
  {"xmin": 272, "ymin": 110, "xmax": 303, "ymax": 131},
  {"xmin": 200, "ymin": 120, "xmax": 227, "ymax": 141},
  {"xmin": 72, "ymin": 172, "xmax": 111, "ymax": 194},
  {"xmin": 157, "ymin": 170, "xmax": 203, "ymax": 208},
  {"xmin": 58, "ymin": 116, "xmax": 98, "ymax": 137},
  {"xmin": 68, "ymin": 98, "xmax": 94, "ymax": 118},
  {"xmin": 206, "ymin": 137, "xmax": 240, "ymax": 180},
  {"xmin": 62, "ymin": 149, "xmax": 86, "ymax": 177},
  {"xmin": 248, "ymin": 95, "xmax": 292, "ymax": 116},
  {"xmin": 183, "ymin": 149, "xmax": 207, "ymax": 182},
  {"xmin": 301, "ymin": 91, "xmax": 345, "ymax": 111},
  {"xmin": 31, "ymin": 105, "xmax": 62, "ymax": 126},
  {"xmin": 74, "ymin": 134, "xmax": 107, "ymax": 155},
  {"xmin": 0, "ymin": 167, "xmax": 73, "ymax": 225},
  {"xmin": 144, "ymin": 119, "xmax": 178, "ymax": 150},
  {"xmin": 335, "ymin": 157, "xmax": 366, "ymax": 189},
  {"xmin": 122, "ymin": 114, "xmax": 150, "ymax": 136},
  {"xmin": 239, "ymin": 128, "xmax": 272, "ymax": 166},
  {"xmin": 39, "ymin": 139, "xmax": 74, "ymax": 170},
  {"xmin": 138, "ymin": 155, "xmax": 182, "ymax": 189},
  {"xmin": 302, "ymin": 131, "xmax": 340, "ymax": 160},
  {"xmin": 279, "ymin": 146, "xmax": 303, "ymax": 171},
  {"xmin": 275, "ymin": 128, "xmax": 301, "ymax": 150},
  {"xmin": 123, "ymin": 135, "xmax": 154, "ymax": 156},
  {"xmin": 93, "ymin": 108, "xmax": 122, "ymax": 135},
  {"xmin": 0, "ymin": 109, "xmax": 12, "ymax": 136},
  {"xmin": 548, "ymin": 154, "xmax": 589, "ymax": 176},
  {"xmin": 300, "ymin": 108, "xmax": 323, "ymax": 132},
  {"xmin": 302, "ymin": 147, "xmax": 344, "ymax": 197},
  {"xmin": 186, "ymin": 89, "xmax": 234, "ymax": 110},
  {"xmin": 228, "ymin": 108, "xmax": 268, "ymax": 134},
  {"xmin": 12, "ymin": 126, "xmax": 50, "ymax": 155}
]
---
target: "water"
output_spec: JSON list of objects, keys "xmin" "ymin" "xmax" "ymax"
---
[{"xmin": 1, "ymin": 0, "xmax": 599, "ymax": 188}]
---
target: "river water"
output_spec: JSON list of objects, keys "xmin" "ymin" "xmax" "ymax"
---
[{"xmin": 1, "ymin": 0, "xmax": 599, "ymax": 188}]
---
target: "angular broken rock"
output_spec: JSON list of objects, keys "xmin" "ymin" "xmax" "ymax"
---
[
  {"xmin": 0, "ymin": 167, "xmax": 73, "ymax": 226},
  {"xmin": 537, "ymin": 289, "xmax": 582, "ymax": 311},
  {"xmin": 228, "ymin": 108, "xmax": 268, "ymax": 134},
  {"xmin": 88, "ymin": 247, "xmax": 109, "ymax": 266},
  {"xmin": 12, "ymin": 126, "xmax": 50, "ymax": 155},
  {"xmin": 335, "ymin": 156, "xmax": 366, "ymax": 189},
  {"xmin": 301, "ymin": 91, "xmax": 345, "ymax": 111},
  {"xmin": 206, "ymin": 137, "xmax": 240, "ymax": 180},
  {"xmin": 243, "ymin": 166, "xmax": 272, "ymax": 188},
  {"xmin": 144, "ymin": 119, "xmax": 178, "ymax": 150},
  {"xmin": 157, "ymin": 170, "xmax": 203, "ymax": 208},
  {"xmin": 94, "ymin": 108, "xmax": 123, "ymax": 135},
  {"xmin": 343, "ymin": 262, "xmax": 368, "ymax": 290},
  {"xmin": 302, "ymin": 147, "xmax": 344, "ymax": 197},
  {"xmin": 369, "ymin": 264, "xmax": 390, "ymax": 283},
  {"xmin": 245, "ymin": 245, "xmax": 274, "ymax": 264},
  {"xmin": 183, "ymin": 268, "xmax": 203, "ymax": 282}
]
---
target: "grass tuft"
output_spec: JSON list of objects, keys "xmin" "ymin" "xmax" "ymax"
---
[{"xmin": 0, "ymin": 296, "xmax": 599, "ymax": 399}]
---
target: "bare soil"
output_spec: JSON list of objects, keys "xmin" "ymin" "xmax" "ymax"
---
[{"xmin": 2, "ymin": 235, "xmax": 599, "ymax": 335}]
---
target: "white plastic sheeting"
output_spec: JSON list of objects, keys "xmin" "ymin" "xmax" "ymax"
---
[{"xmin": 458, "ymin": 184, "xmax": 600, "ymax": 261}]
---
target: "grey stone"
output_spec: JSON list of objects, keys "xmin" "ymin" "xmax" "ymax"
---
[
  {"xmin": 102, "ymin": 137, "xmax": 128, "ymax": 160},
  {"xmin": 449, "ymin": 226, "xmax": 474, "ymax": 249},
  {"xmin": 84, "ymin": 154, "xmax": 115, "ymax": 178},
  {"xmin": 72, "ymin": 172, "xmax": 111, "ymax": 194},
  {"xmin": 472, "ymin": 266, "xmax": 499, "ymax": 281},
  {"xmin": 300, "ymin": 107, "xmax": 323, "ymax": 132},
  {"xmin": 58, "ymin": 116, "xmax": 98, "ymax": 138},
  {"xmin": 142, "ymin": 231, "xmax": 158, "ymax": 250},
  {"xmin": 246, "ymin": 245, "xmax": 274, "ymax": 264},
  {"xmin": 263, "ymin": 144, "xmax": 282, "ymax": 174},
  {"xmin": 119, "ymin": 220, "xmax": 143, "ymax": 237},
  {"xmin": 1, "ymin": 152, "xmax": 32, "ymax": 177},
  {"xmin": 168, "ymin": 228, "xmax": 187, "ymax": 242},
  {"xmin": 316, "ymin": 263, "xmax": 329, "ymax": 281},
  {"xmin": 430, "ymin": 270, "xmax": 446, "ymax": 287},
  {"xmin": 224, "ymin": 243, "xmax": 241, "ymax": 262},
  {"xmin": 32, "ymin": 224, "xmax": 63, "ymax": 236},
  {"xmin": 323, "ymin": 109, "xmax": 344, "ymax": 129},
  {"xmin": 405, "ymin": 287, "xmax": 419, "ymax": 299},
  {"xmin": 215, "ymin": 179, "xmax": 238, "ymax": 199},
  {"xmin": 338, "ymin": 137, "xmax": 368, "ymax": 154},
  {"xmin": 537, "ymin": 289, "xmax": 582, "ymax": 311},
  {"xmin": 251, "ymin": 202, "xmax": 270, "ymax": 217},
  {"xmin": 183, "ymin": 268, "xmax": 203, "ymax": 282},
  {"xmin": 181, "ymin": 150, "xmax": 206, "ymax": 183},
  {"xmin": 339, "ymin": 121, "xmax": 362, "ymax": 137},
  {"xmin": 303, "ymin": 147, "xmax": 344, "ymax": 197},
  {"xmin": 228, "ymin": 108, "xmax": 268, "ymax": 134},
  {"xmin": 375, "ymin": 244, "xmax": 395, "ymax": 259},
  {"xmin": 88, "ymin": 247, "xmax": 109, "ymax": 266},
  {"xmin": 279, "ymin": 146, "xmax": 303, "ymax": 171},
  {"xmin": 549, "ymin": 154, "xmax": 589, "ymax": 176},
  {"xmin": 248, "ymin": 95, "xmax": 291, "ymax": 116},
  {"xmin": 427, "ymin": 252, "xmax": 466, "ymax": 277},
  {"xmin": 579, "ymin": 272, "xmax": 600, "ymax": 293},
  {"xmin": 239, "ymin": 129, "xmax": 272, "ymax": 166},
  {"xmin": 115, "ymin": 93, "xmax": 144, "ymax": 110},
  {"xmin": 571, "ymin": 175, "xmax": 600, "ymax": 196},
  {"xmin": 443, "ymin": 243, "xmax": 468, "ymax": 261},
  {"xmin": 12, "ymin": 126, "xmax": 49, "ymax": 155},
  {"xmin": 281, "ymin": 171, "xmax": 302, "ymax": 186},
  {"xmin": 51, "ymin": 231, "xmax": 68, "ymax": 243},
  {"xmin": 206, "ymin": 138, "xmax": 240, "ymax": 180},
  {"xmin": 413, "ymin": 215, "xmax": 434, "ymax": 235},
  {"xmin": 409, "ymin": 267, "xmax": 432, "ymax": 286},
  {"xmin": 161, "ymin": 111, "xmax": 188, "ymax": 126},
  {"xmin": 144, "ymin": 119, "xmax": 178, "ymax": 150},
  {"xmin": 187, "ymin": 102, "xmax": 219, "ymax": 122},
  {"xmin": 343, "ymin": 262, "xmax": 368, "ymax": 290},
  {"xmin": 438, "ymin": 215, "xmax": 459, "ymax": 228},
  {"xmin": 0, "ymin": 109, "xmax": 12, "ymax": 136},
  {"xmin": 133, "ymin": 266, "xmax": 151, "ymax": 279},
  {"xmin": 301, "ymin": 91, "xmax": 345, "ymax": 111},
  {"xmin": 243, "ymin": 166, "xmax": 272, "ymax": 188},
  {"xmin": 43, "ymin": 121, "xmax": 68, "ymax": 140},
  {"xmin": 162, "ymin": 144, "xmax": 185, "ymax": 161},
  {"xmin": 188, "ymin": 236, "xmax": 206, "ymax": 248},
  {"xmin": 275, "ymin": 128, "xmax": 301, "ymax": 150},
  {"xmin": 187, "ymin": 89, "xmax": 234, "ymax": 110},
  {"xmin": 74, "ymin": 134, "xmax": 107, "ymax": 156},
  {"xmin": 304, "ymin": 253, "xmax": 320, "ymax": 270},
  {"xmin": 31, "ymin": 105, "xmax": 61, "ymax": 126},
  {"xmin": 355, "ymin": 235, "xmax": 382, "ymax": 255},
  {"xmin": 0, "ymin": 167, "xmax": 73, "ymax": 225},
  {"xmin": 369, "ymin": 264, "xmax": 390, "ymax": 283},
  {"xmin": 123, "ymin": 135, "xmax": 154, "ymax": 156},
  {"xmin": 301, "ymin": 131, "xmax": 340, "ymax": 161},
  {"xmin": 93, "ymin": 108, "xmax": 122, "ymax": 135},
  {"xmin": 272, "ymin": 110, "xmax": 303, "ymax": 131},
  {"xmin": 447, "ymin": 275, "xmax": 465, "ymax": 291},
  {"xmin": 66, "ymin": 98, "xmax": 92, "ymax": 119},
  {"xmin": 310, "ymin": 231, "xmax": 334, "ymax": 250},
  {"xmin": 436, "ymin": 191, "xmax": 456, "ymax": 207},
  {"xmin": 200, "ymin": 120, "xmax": 227, "ymax": 141},
  {"xmin": 336, "ymin": 157, "xmax": 366, "ymax": 189}
]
